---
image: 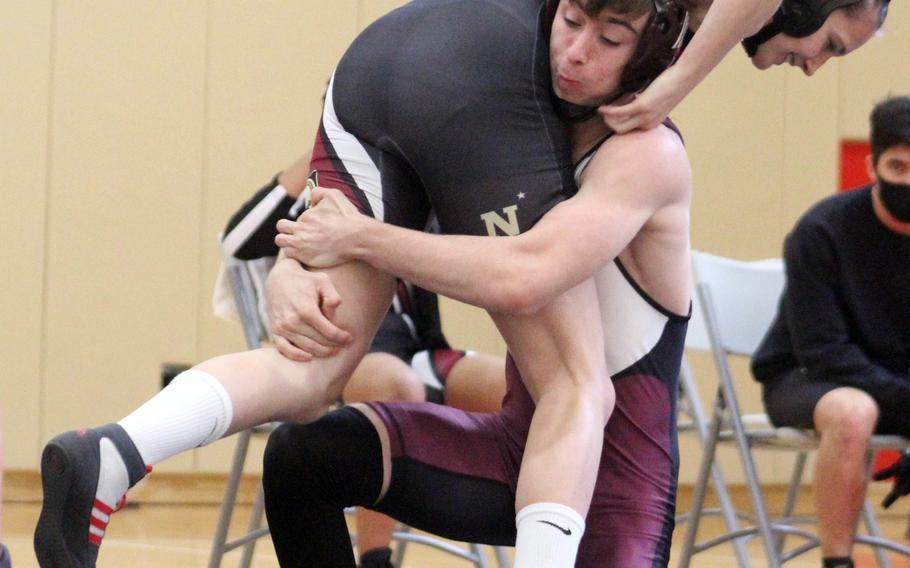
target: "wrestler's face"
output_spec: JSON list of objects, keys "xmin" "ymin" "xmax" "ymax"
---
[
  {"xmin": 550, "ymin": 0, "xmax": 649, "ymax": 106},
  {"xmin": 750, "ymin": 7, "xmax": 879, "ymax": 76}
]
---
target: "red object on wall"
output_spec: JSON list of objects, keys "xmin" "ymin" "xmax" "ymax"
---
[{"xmin": 839, "ymin": 140, "xmax": 873, "ymax": 192}]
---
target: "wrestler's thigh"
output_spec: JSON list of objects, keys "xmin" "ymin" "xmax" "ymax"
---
[
  {"xmin": 366, "ymin": 401, "xmax": 517, "ymax": 545},
  {"xmin": 310, "ymin": 76, "xmax": 431, "ymax": 230}
]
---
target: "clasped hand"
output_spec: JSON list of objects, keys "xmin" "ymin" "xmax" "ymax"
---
[
  {"xmin": 275, "ymin": 186, "xmax": 371, "ymax": 268},
  {"xmin": 265, "ymin": 186, "xmax": 371, "ymax": 361}
]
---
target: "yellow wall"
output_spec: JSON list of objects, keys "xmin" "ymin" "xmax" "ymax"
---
[{"xmin": 0, "ymin": 1, "xmax": 907, "ymax": 483}]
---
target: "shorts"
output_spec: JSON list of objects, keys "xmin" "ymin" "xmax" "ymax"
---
[
  {"xmin": 367, "ymin": 355, "xmax": 678, "ymax": 566},
  {"xmin": 762, "ymin": 366, "xmax": 910, "ymax": 436}
]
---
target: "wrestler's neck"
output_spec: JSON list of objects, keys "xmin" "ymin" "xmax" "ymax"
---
[
  {"xmin": 872, "ymin": 184, "xmax": 910, "ymax": 236},
  {"xmin": 569, "ymin": 115, "xmax": 611, "ymax": 163}
]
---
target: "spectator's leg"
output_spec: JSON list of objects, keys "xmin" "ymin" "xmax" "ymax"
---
[
  {"xmin": 813, "ymin": 387, "xmax": 879, "ymax": 560},
  {"xmin": 443, "ymin": 352, "xmax": 506, "ymax": 413}
]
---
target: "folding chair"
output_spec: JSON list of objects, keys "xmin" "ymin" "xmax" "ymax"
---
[
  {"xmin": 207, "ymin": 247, "xmax": 274, "ymax": 568},
  {"xmin": 677, "ymin": 251, "xmax": 910, "ymax": 568},
  {"xmin": 208, "ymin": 241, "xmax": 511, "ymax": 568},
  {"xmin": 677, "ymin": 353, "xmax": 753, "ymax": 567}
]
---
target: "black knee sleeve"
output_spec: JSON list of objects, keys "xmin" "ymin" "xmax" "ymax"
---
[
  {"xmin": 263, "ymin": 407, "xmax": 385, "ymax": 567},
  {"xmin": 263, "ymin": 406, "xmax": 384, "ymax": 508}
]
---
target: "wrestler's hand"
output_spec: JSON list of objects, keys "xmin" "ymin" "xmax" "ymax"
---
[
  {"xmin": 265, "ymin": 256, "xmax": 353, "ymax": 361},
  {"xmin": 872, "ymin": 451, "xmax": 910, "ymax": 509},
  {"xmin": 599, "ymin": 66, "xmax": 686, "ymax": 133},
  {"xmin": 276, "ymin": 186, "xmax": 375, "ymax": 268}
]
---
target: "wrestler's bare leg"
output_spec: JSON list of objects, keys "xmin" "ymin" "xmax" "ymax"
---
[
  {"xmin": 34, "ymin": 261, "xmax": 395, "ymax": 568},
  {"xmin": 198, "ymin": 262, "xmax": 396, "ymax": 430},
  {"xmin": 494, "ymin": 279, "xmax": 612, "ymax": 566}
]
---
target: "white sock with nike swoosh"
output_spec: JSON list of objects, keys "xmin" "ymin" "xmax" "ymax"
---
[{"xmin": 513, "ymin": 502, "xmax": 585, "ymax": 568}]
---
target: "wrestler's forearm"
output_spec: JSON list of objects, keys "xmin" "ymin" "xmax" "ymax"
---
[
  {"xmin": 673, "ymin": 0, "xmax": 780, "ymax": 92},
  {"xmin": 350, "ymin": 221, "xmax": 548, "ymax": 314},
  {"xmin": 350, "ymin": 213, "xmax": 599, "ymax": 314}
]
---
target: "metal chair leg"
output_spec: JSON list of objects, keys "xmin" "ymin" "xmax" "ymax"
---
[
  {"xmin": 861, "ymin": 498, "xmax": 892, "ymax": 568},
  {"xmin": 775, "ymin": 451, "xmax": 808, "ymax": 554},
  {"xmin": 724, "ymin": 383, "xmax": 782, "ymax": 567},
  {"xmin": 238, "ymin": 481, "xmax": 267, "ymax": 568},
  {"xmin": 699, "ymin": 285, "xmax": 782, "ymax": 568},
  {"xmin": 208, "ymin": 429, "xmax": 253, "ymax": 568},
  {"xmin": 393, "ymin": 523, "xmax": 409, "ymax": 567},
  {"xmin": 678, "ymin": 387, "xmax": 725, "ymax": 568},
  {"xmin": 680, "ymin": 362, "xmax": 752, "ymax": 568},
  {"xmin": 468, "ymin": 543, "xmax": 491, "ymax": 568},
  {"xmin": 493, "ymin": 545, "xmax": 512, "ymax": 568}
]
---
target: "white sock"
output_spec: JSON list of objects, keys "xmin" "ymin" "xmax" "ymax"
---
[
  {"xmin": 118, "ymin": 369, "xmax": 233, "ymax": 466},
  {"xmin": 90, "ymin": 437, "xmax": 131, "ymax": 544},
  {"xmin": 513, "ymin": 502, "xmax": 585, "ymax": 568}
]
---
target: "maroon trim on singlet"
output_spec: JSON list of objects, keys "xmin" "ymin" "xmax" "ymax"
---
[
  {"xmin": 309, "ymin": 124, "xmax": 373, "ymax": 216},
  {"xmin": 430, "ymin": 349, "xmax": 466, "ymax": 381},
  {"xmin": 365, "ymin": 400, "xmax": 515, "ymax": 485}
]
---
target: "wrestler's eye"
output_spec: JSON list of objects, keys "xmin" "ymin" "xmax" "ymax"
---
[{"xmin": 826, "ymin": 39, "xmax": 845, "ymax": 56}]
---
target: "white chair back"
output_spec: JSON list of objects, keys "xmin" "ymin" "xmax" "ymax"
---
[{"xmin": 691, "ymin": 251, "xmax": 785, "ymax": 356}]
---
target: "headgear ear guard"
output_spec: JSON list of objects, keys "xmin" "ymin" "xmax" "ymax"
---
[
  {"xmin": 742, "ymin": 0, "xmax": 862, "ymax": 57},
  {"xmin": 619, "ymin": 0, "xmax": 689, "ymax": 94},
  {"xmin": 546, "ymin": 0, "xmax": 690, "ymax": 122}
]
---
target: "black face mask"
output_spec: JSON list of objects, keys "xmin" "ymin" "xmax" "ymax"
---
[{"xmin": 878, "ymin": 176, "xmax": 910, "ymax": 222}]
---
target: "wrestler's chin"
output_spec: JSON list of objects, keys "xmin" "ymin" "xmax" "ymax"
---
[
  {"xmin": 552, "ymin": 81, "xmax": 589, "ymax": 107},
  {"xmin": 553, "ymin": 89, "xmax": 596, "ymax": 107},
  {"xmin": 749, "ymin": 55, "xmax": 772, "ymax": 70}
]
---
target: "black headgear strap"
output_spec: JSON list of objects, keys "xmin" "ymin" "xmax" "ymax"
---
[
  {"xmin": 742, "ymin": 0, "xmax": 862, "ymax": 57},
  {"xmin": 548, "ymin": 0, "xmax": 690, "ymax": 122}
]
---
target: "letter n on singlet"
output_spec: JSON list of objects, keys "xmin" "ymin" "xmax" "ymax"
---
[{"xmin": 480, "ymin": 205, "xmax": 519, "ymax": 236}]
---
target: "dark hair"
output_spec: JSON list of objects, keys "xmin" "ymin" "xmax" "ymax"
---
[
  {"xmin": 576, "ymin": 0, "xmax": 655, "ymax": 20},
  {"xmin": 870, "ymin": 96, "xmax": 910, "ymax": 164}
]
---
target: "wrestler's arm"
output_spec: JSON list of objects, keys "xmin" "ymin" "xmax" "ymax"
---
[
  {"xmin": 601, "ymin": 0, "xmax": 780, "ymax": 132},
  {"xmin": 279, "ymin": 127, "xmax": 690, "ymax": 314}
]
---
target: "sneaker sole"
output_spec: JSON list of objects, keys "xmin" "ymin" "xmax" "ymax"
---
[{"xmin": 35, "ymin": 432, "xmax": 100, "ymax": 568}]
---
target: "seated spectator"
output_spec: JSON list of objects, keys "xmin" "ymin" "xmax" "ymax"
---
[{"xmin": 752, "ymin": 95, "xmax": 910, "ymax": 568}]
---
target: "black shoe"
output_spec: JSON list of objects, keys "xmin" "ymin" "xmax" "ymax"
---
[
  {"xmin": 34, "ymin": 425, "xmax": 146, "ymax": 568},
  {"xmin": 360, "ymin": 546, "xmax": 394, "ymax": 568},
  {"xmin": 0, "ymin": 543, "xmax": 11, "ymax": 568}
]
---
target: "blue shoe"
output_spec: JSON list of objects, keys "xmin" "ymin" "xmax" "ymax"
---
[
  {"xmin": 34, "ymin": 425, "xmax": 145, "ymax": 568},
  {"xmin": 0, "ymin": 543, "xmax": 11, "ymax": 568}
]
